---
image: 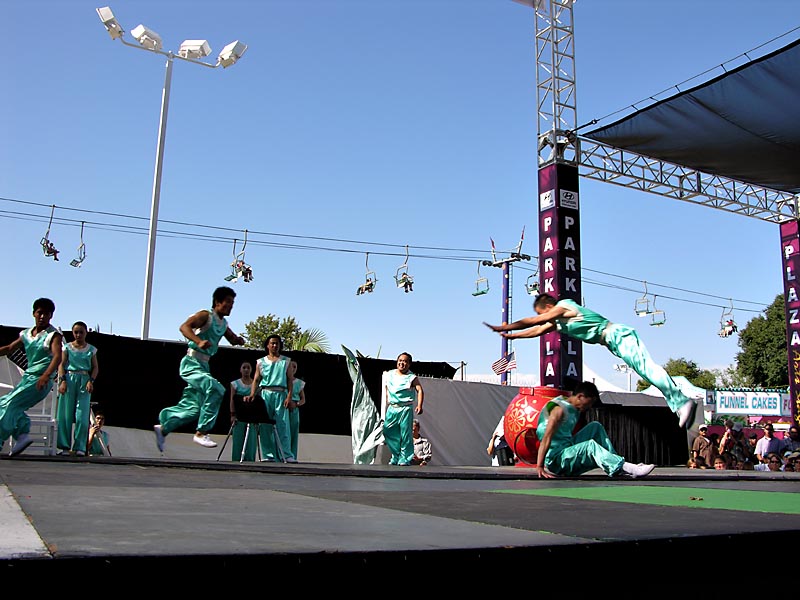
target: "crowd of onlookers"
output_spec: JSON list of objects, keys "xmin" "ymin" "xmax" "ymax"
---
[{"xmin": 689, "ymin": 420, "xmax": 800, "ymax": 471}]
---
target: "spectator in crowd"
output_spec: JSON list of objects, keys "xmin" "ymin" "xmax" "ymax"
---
[
  {"xmin": 755, "ymin": 423, "xmax": 782, "ymax": 463},
  {"xmin": 687, "ymin": 456, "xmax": 708, "ymax": 469},
  {"xmin": 487, "ymin": 415, "xmax": 515, "ymax": 466},
  {"xmin": 718, "ymin": 419, "xmax": 739, "ymax": 456},
  {"xmin": 781, "ymin": 424, "xmax": 800, "ymax": 453},
  {"xmin": 410, "ymin": 419, "xmax": 432, "ymax": 466},
  {"xmin": 692, "ymin": 424, "xmax": 716, "ymax": 467},
  {"xmin": 747, "ymin": 432, "xmax": 758, "ymax": 456},
  {"xmin": 754, "ymin": 452, "xmax": 784, "ymax": 472},
  {"xmin": 713, "ymin": 455, "xmax": 728, "ymax": 470}
]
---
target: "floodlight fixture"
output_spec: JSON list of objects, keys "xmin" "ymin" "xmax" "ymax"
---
[
  {"xmin": 217, "ymin": 40, "xmax": 248, "ymax": 68},
  {"xmin": 179, "ymin": 40, "xmax": 212, "ymax": 59},
  {"xmin": 131, "ymin": 24, "xmax": 163, "ymax": 51},
  {"xmin": 96, "ymin": 6, "xmax": 124, "ymax": 40}
]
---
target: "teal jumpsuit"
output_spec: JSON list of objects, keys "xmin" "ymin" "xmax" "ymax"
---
[
  {"xmin": 257, "ymin": 355, "xmax": 294, "ymax": 461},
  {"xmin": 554, "ymin": 299, "xmax": 689, "ymax": 412},
  {"xmin": 88, "ymin": 430, "xmax": 109, "ymax": 456},
  {"xmin": 288, "ymin": 378, "xmax": 305, "ymax": 459},
  {"xmin": 230, "ymin": 377, "xmax": 261, "ymax": 462},
  {"xmin": 383, "ymin": 370, "xmax": 417, "ymax": 465},
  {"xmin": 56, "ymin": 342, "xmax": 97, "ymax": 454},
  {"xmin": 536, "ymin": 396, "xmax": 625, "ymax": 477},
  {"xmin": 0, "ymin": 326, "xmax": 59, "ymax": 444},
  {"xmin": 158, "ymin": 310, "xmax": 228, "ymax": 435}
]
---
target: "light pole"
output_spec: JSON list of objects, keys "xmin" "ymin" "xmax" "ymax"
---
[
  {"xmin": 613, "ymin": 363, "xmax": 633, "ymax": 391},
  {"xmin": 96, "ymin": 7, "xmax": 247, "ymax": 339}
]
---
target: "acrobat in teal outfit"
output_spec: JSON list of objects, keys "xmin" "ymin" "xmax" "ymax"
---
[
  {"xmin": 231, "ymin": 377, "xmax": 262, "ymax": 461},
  {"xmin": 288, "ymin": 378, "xmax": 305, "ymax": 459},
  {"xmin": 553, "ymin": 299, "xmax": 689, "ymax": 413},
  {"xmin": 257, "ymin": 355, "xmax": 294, "ymax": 461},
  {"xmin": 0, "ymin": 326, "xmax": 59, "ymax": 445},
  {"xmin": 383, "ymin": 370, "xmax": 418, "ymax": 465},
  {"xmin": 158, "ymin": 310, "xmax": 228, "ymax": 435},
  {"xmin": 56, "ymin": 342, "xmax": 97, "ymax": 454},
  {"xmin": 536, "ymin": 396, "xmax": 625, "ymax": 477}
]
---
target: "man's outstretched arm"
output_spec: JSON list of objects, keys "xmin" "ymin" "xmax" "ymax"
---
[
  {"xmin": 484, "ymin": 303, "xmax": 568, "ymax": 332},
  {"xmin": 500, "ymin": 322, "xmax": 555, "ymax": 340}
]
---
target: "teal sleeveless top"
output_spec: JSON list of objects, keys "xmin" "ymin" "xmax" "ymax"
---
[
  {"xmin": 291, "ymin": 379, "xmax": 305, "ymax": 402},
  {"xmin": 21, "ymin": 326, "xmax": 59, "ymax": 376},
  {"xmin": 258, "ymin": 356, "xmax": 290, "ymax": 388},
  {"xmin": 386, "ymin": 370, "xmax": 416, "ymax": 405},
  {"xmin": 65, "ymin": 343, "xmax": 96, "ymax": 372},
  {"xmin": 187, "ymin": 309, "xmax": 228, "ymax": 357},
  {"xmin": 232, "ymin": 378, "xmax": 251, "ymax": 396},
  {"xmin": 536, "ymin": 396, "xmax": 580, "ymax": 453},
  {"xmin": 554, "ymin": 299, "xmax": 609, "ymax": 344}
]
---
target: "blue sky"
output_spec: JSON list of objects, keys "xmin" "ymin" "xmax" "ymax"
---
[{"xmin": 1, "ymin": 0, "xmax": 798, "ymax": 390}]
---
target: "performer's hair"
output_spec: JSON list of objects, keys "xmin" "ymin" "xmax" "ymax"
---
[
  {"xmin": 573, "ymin": 381, "xmax": 600, "ymax": 402},
  {"xmin": 32, "ymin": 297, "xmax": 55, "ymax": 314},
  {"xmin": 212, "ymin": 286, "xmax": 237, "ymax": 305},
  {"xmin": 533, "ymin": 293, "xmax": 557, "ymax": 310},
  {"xmin": 72, "ymin": 321, "xmax": 88, "ymax": 331},
  {"xmin": 265, "ymin": 334, "xmax": 283, "ymax": 351},
  {"xmin": 398, "ymin": 352, "xmax": 413, "ymax": 363}
]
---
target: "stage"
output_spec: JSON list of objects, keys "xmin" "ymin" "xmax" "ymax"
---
[{"xmin": 1, "ymin": 453, "xmax": 798, "ymax": 589}]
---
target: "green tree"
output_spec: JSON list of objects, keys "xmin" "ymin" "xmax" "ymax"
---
[
  {"xmin": 243, "ymin": 314, "xmax": 301, "ymax": 350},
  {"xmin": 635, "ymin": 357, "xmax": 717, "ymax": 391},
  {"xmin": 292, "ymin": 328, "xmax": 331, "ymax": 353},
  {"xmin": 710, "ymin": 365, "xmax": 753, "ymax": 388},
  {"xmin": 735, "ymin": 294, "xmax": 788, "ymax": 387},
  {"xmin": 243, "ymin": 314, "xmax": 330, "ymax": 353}
]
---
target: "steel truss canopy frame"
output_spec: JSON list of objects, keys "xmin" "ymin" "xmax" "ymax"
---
[{"xmin": 515, "ymin": 0, "xmax": 800, "ymax": 225}]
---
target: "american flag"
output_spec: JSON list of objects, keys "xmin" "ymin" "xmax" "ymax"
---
[{"xmin": 491, "ymin": 352, "xmax": 517, "ymax": 375}]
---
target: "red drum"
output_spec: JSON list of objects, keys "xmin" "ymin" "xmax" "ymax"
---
[{"xmin": 503, "ymin": 386, "xmax": 566, "ymax": 465}]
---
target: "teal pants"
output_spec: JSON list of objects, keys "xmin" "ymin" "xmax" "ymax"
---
[
  {"xmin": 288, "ymin": 406, "xmax": 300, "ymax": 459},
  {"xmin": 56, "ymin": 372, "xmax": 92, "ymax": 453},
  {"xmin": 383, "ymin": 403, "xmax": 414, "ymax": 464},
  {"xmin": 159, "ymin": 356, "xmax": 226, "ymax": 435},
  {"xmin": 0, "ymin": 373, "xmax": 53, "ymax": 443},
  {"xmin": 545, "ymin": 422, "xmax": 625, "ymax": 477},
  {"xmin": 259, "ymin": 389, "xmax": 294, "ymax": 461},
  {"xmin": 603, "ymin": 323, "xmax": 689, "ymax": 412},
  {"xmin": 231, "ymin": 420, "xmax": 269, "ymax": 462}
]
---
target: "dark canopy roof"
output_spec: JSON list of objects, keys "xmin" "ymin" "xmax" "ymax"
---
[{"xmin": 584, "ymin": 38, "xmax": 800, "ymax": 194}]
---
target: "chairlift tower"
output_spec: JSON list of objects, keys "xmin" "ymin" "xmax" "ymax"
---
[{"xmin": 485, "ymin": 247, "xmax": 531, "ymax": 385}]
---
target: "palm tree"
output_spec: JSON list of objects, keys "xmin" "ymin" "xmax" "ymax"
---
[{"xmin": 291, "ymin": 328, "xmax": 331, "ymax": 353}]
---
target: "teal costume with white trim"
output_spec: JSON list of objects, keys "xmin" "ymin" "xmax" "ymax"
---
[
  {"xmin": 257, "ymin": 355, "xmax": 294, "ymax": 461},
  {"xmin": 230, "ymin": 377, "xmax": 262, "ymax": 461},
  {"xmin": 535, "ymin": 396, "xmax": 624, "ymax": 477},
  {"xmin": 56, "ymin": 342, "xmax": 97, "ymax": 454},
  {"xmin": 288, "ymin": 378, "xmax": 305, "ymax": 459},
  {"xmin": 159, "ymin": 310, "xmax": 228, "ymax": 435},
  {"xmin": 382, "ymin": 370, "xmax": 417, "ymax": 465},
  {"xmin": 0, "ymin": 326, "xmax": 59, "ymax": 444},
  {"xmin": 554, "ymin": 299, "xmax": 689, "ymax": 412}
]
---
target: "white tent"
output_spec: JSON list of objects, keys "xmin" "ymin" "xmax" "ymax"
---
[{"xmin": 641, "ymin": 376, "xmax": 706, "ymax": 401}]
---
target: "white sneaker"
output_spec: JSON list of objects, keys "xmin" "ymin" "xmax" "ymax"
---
[
  {"xmin": 622, "ymin": 462, "xmax": 655, "ymax": 478},
  {"xmin": 74, "ymin": 450, "xmax": 86, "ymax": 457},
  {"xmin": 193, "ymin": 433, "xmax": 217, "ymax": 448},
  {"xmin": 10, "ymin": 433, "xmax": 34, "ymax": 457},
  {"xmin": 153, "ymin": 425, "xmax": 166, "ymax": 452},
  {"xmin": 285, "ymin": 457, "xmax": 298, "ymax": 463},
  {"xmin": 677, "ymin": 400, "xmax": 697, "ymax": 428}
]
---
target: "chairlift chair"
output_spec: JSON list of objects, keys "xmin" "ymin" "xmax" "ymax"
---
[
  {"xmin": 357, "ymin": 253, "xmax": 377, "ymax": 295},
  {"xmin": 472, "ymin": 261, "xmax": 489, "ymax": 296},
  {"xmin": 718, "ymin": 302, "xmax": 738, "ymax": 337},
  {"xmin": 70, "ymin": 222, "xmax": 87, "ymax": 268},
  {"xmin": 649, "ymin": 296, "xmax": 666, "ymax": 327},
  {"xmin": 224, "ymin": 233, "xmax": 254, "ymax": 283},
  {"xmin": 634, "ymin": 281, "xmax": 652, "ymax": 316},
  {"xmin": 40, "ymin": 205, "xmax": 59, "ymax": 261},
  {"xmin": 393, "ymin": 245, "xmax": 414, "ymax": 292},
  {"xmin": 525, "ymin": 273, "xmax": 539, "ymax": 295}
]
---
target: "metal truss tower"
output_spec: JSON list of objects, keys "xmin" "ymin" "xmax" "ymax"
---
[{"xmin": 515, "ymin": 0, "xmax": 800, "ymax": 424}]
